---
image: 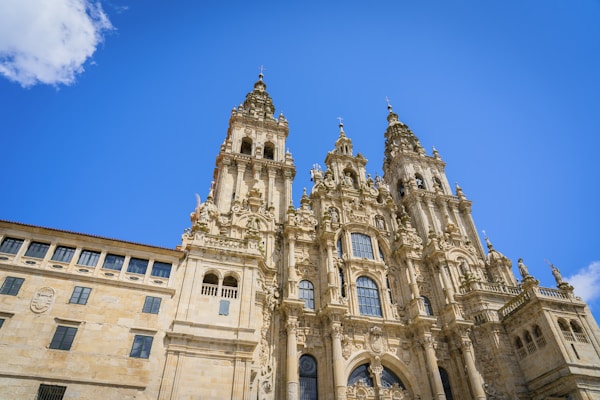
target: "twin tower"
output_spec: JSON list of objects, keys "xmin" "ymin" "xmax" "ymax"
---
[{"xmin": 172, "ymin": 74, "xmax": 600, "ymax": 400}]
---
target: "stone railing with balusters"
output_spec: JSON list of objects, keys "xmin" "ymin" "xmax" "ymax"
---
[{"xmin": 459, "ymin": 281, "xmax": 521, "ymax": 295}]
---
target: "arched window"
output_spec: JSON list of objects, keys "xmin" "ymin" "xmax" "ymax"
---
[
  {"xmin": 348, "ymin": 364, "xmax": 373, "ymax": 387},
  {"xmin": 421, "ymin": 296, "xmax": 434, "ymax": 316},
  {"xmin": 299, "ymin": 355, "xmax": 318, "ymax": 400},
  {"xmin": 201, "ymin": 273, "xmax": 219, "ymax": 296},
  {"xmin": 337, "ymin": 238, "xmax": 343, "ymax": 258},
  {"xmin": 299, "ymin": 280, "xmax": 315, "ymax": 310},
  {"xmin": 439, "ymin": 368, "xmax": 454, "ymax": 400},
  {"xmin": 356, "ymin": 276, "xmax": 382, "ymax": 317},
  {"xmin": 263, "ymin": 141, "xmax": 274, "ymax": 160},
  {"xmin": 515, "ymin": 337, "xmax": 526, "ymax": 359},
  {"xmin": 558, "ymin": 318, "xmax": 575, "ymax": 342},
  {"xmin": 398, "ymin": 181, "xmax": 405, "ymax": 197},
  {"xmin": 339, "ymin": 268, "xmax": 346, "ymax": 298},
  {"xmin": 533, "ymin": 325, "xmax": 546, "ymax": 347},
  {"xmin": 524, "ymin": 331, "xmax": 536, "ymax": 354},
  {"xmin": 570, "ymin": 320, "xmax": 589, "ymax": 343},
  {"xmin": 415, "ymin": 173, "xmax": 425, "ymax": 189},
  {"xmin": 381, "ymin": 367, "xmax": 405, "ymax": 388},
  {"xmin": 433, "ymin": 177, "xmax": 443, "ymax": 192},
  {"xmin": 222, "ymin": 275, "xmax": 238, "ymax": 299},
  {"xmin": 351, "ymin": 233, "xmax": 374, "ymax": 259},
  {"xmin": 240, "ymin": 137, "xmax": 252, "ymax": 155}
]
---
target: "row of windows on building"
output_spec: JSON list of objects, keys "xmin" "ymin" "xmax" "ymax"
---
[
  {"xmin": 0, "ymin": 237, "xmax": 172, "ymax": 278},
  {"xmin": 240, "ymin": 137, "xmax": 275, "ymax": 159},
  {"xmin": 515, "ymin": 319, "xmax": 589, "ymax": 360},
  {"xmin": 397, "ymin": 173, "xmax": 444, "ymax": 196},
  {"xmin": 0, "ymin": 276, "xmax": 164, "ymax": 314},
  {"xmin": 43, "ymin": 324, "xmax": 154, "ymax": 358}
]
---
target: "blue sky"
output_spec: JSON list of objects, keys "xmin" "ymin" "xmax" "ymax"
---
[{"xmin": 1, "ymin": 1, "xmax": 600, "ymax": 319}]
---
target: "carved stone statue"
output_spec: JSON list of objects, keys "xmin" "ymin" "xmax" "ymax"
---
[{"xmin": 517, "ymin": 258, "xmax": 530, "ymax": 279}]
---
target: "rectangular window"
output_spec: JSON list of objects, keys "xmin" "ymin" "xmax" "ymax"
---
[
  {"xmin": 219, "ymin": 300, "xmax": 230, "ymax": 316},
  {"xmin": 351, "ymin": 233, "xmax": 375, "ymax": 259},
  {"xmin": 49, "ymin": 326, "xmax": 77, "ymax": 350},
  {"xmin": 102, "ymin": 254, "xmax": 125, "ymax": 271},
  {"xmin": 69, "ymin": 286, "xmax": 91, "ymax": 305},
  {"xmin": 142, "ymin": 296, "xmax": 161, "ymax": 314},
  {"xmin": 0, "ymin": 318, "xmax": 5, "ymax": 328},
  {"xmin": 77, "ymin": 250, "xmax": 100, "ymax": 267},
  {"xmin": 24, "ymin": 242, "xmax": 50, "ymax": 259},
  {"xmin": 151, "ymin": 261, "xmax": 172, "ymax": 278},
  {"xmin": 130, "ymin": 335, "xmax": 153, "ymax": 358},
  {"xmin": 37, "ymin": 384, "xmax": 67, "ymax": 400},
  {"xmin": 51, "ymin": 246, "xmax": 75, "ymax": 263},
  {"xmin": 0, "ymin": 237, "xmax": 24, "ymax": 254},
  {"xmin": 127, "ymin": 258, "xmax": 148, "ymax": 275},
  {"xmin": 0, "ymin": 276, "xmax": 24, "ymax": 296}
]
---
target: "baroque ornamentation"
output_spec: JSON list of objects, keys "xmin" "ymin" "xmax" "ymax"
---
[{"xmin": 30, "ymin": 287, "xmax": 55, "ymax": 313}]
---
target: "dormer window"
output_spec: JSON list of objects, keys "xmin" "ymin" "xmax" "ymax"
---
[
  {"xmin": 240, "ymin": 137, "xmax": 252, "ymax": 155},
  {"xmin": 263, "ymin": 141, "xmax": 274, "ymax": 160}
]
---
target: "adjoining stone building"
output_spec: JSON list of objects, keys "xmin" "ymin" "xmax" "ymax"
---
[{"xmin": 1, "ymin": 74, "xmax": 599, "ymax": 400}]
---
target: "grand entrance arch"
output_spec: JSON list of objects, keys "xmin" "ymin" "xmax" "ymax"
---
[{"xmin": 346, "ymin": 362, "xmax": 413, "ymax": 400}]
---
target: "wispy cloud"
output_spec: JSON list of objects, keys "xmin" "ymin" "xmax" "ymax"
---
[
  {"xmin": 565, "ymin": 261, "xmax": 600, "ymax": 304},
  {"xmin": 0, "ymin": 0, "xmax": 113, "ymax": 87}
]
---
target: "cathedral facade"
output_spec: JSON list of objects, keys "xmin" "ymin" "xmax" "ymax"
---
[{"xmin": 1, "ymin": 75, "xmax": 599, "ymax": 400}]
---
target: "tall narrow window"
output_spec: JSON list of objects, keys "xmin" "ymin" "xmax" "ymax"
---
[
  {"xmin": 51, "ymin": 246, "xmax": 75, "ymax": 263},
  {"xmin": 439, "ymin": 368, "xmax": 454, "ymax": 400},
  {"xmin": 356, "ymin": 276, "xmax": 382, "ymax": 317},
  {"xmin": 151, "ymin": 261, "xmax": 172, "ymax": 278},
  {"xmin": 142, "ymin": 296, "xmax": 162, "ymax": 314},
  {"xmin": 351, "ymin": 233, "xmax": 374, "ymax": 259},
  {"xmin": 415, "ymin": 173, "xmax": 425, "ymax": 189},
  {"xmin": 77, "ymin": 250, "xmax": 100, "ymax": 267},
  {"xmin": 69, "ymin": 286, "xmax": 91, "ymax": 305},
  {"xmin": 49, "ymin": 326, "xmax": 77, "ymax": 350},
  {"xmin": 24, "ymin": 242, "xmax": 50, "ymax": 259},
  {"xmin": 0, "ymin": 276, "xmax": 24, "ymax": 296},
  {"xmin": 299, "ymin": 280, "xmax": 315, "ymax": 310},
  {"xmin": 299, "ymin": 355, "xmax": 318, "ymax": 400},
  {"xmin": 339, "ymin": 268, "xmax": 346, "ymax": 298},
  {"xmin": 0, "ymin": 237, "xmax": 24, "ymax": 254},
  {"xmin": 130, "ymin": 335, "xmax": 153, "ymax": 358},
  {"xmin": 127, "ymin": 258, "xmax": 148, "ymax": 274},
  {"xmin": 263, "ymin": 141, "xmax": 275, "ymax": 160},
  {"xmin": 397, "ymin": 181, "xmax": 405, "ymax": 197},
  {"xmin": 422, "ymin": 296, "xmax": 434, "ymax": 316},
  {"xmin": 240, "ymin": 137, "xmax": 252, "ymax": 155},
  {"xmin": 336, "ymin": 238, "xmax": 343, "ymax": 258}
]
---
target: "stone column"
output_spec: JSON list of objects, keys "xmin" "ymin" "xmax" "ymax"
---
[
  {"xmin": 331, "ymin": 322, "xmax": 347, "ymax": 400},
  {"xmin": 284, "ymin": 170, "xmax": 293, "ymax": 213},
  {"xmin": 286, "ymin": 318, "xmax": 299, "ymax": 400},
  {"xmin": 422, "ymin": 336, "xmax": 445, "ymax": 399},
  {"xmin": 287, "ymin": 235, "xmax": 298, "ymax": 298},
  {"xmin": 267, "ymin": 167, "xmax": 276, "ymax": 209},
  {"xmin": 326, "ymin": 240, "xmax": 336, "ymax": 287},
  {"xmin": 460, "ymin": 335, "xmax": 486, "ymax": 399},
  {"xmin": 234, "ymin": 163, "xmax": 247, "ymax": 202},
  {"xmin": 437, "ymin": 265, "xmax": 455, "ymax": 305}
]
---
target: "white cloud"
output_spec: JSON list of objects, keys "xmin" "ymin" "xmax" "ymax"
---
[
  {"xmin": 565, "ymin": 261, "xmax": 600, "ymax": 304},
  {"xmin": 0, "ymin": 0, "xmax": 113, "ymax": 87}
]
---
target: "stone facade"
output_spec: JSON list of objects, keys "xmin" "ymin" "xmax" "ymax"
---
[{"xmin": 1, "ymin": 74, "xmax": 600, "ymax": 399}]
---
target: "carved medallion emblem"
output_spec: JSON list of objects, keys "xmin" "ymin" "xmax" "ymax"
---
[{"xmin": 30, "ymin": 287, "xmax": 55, "ymax": 313}]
